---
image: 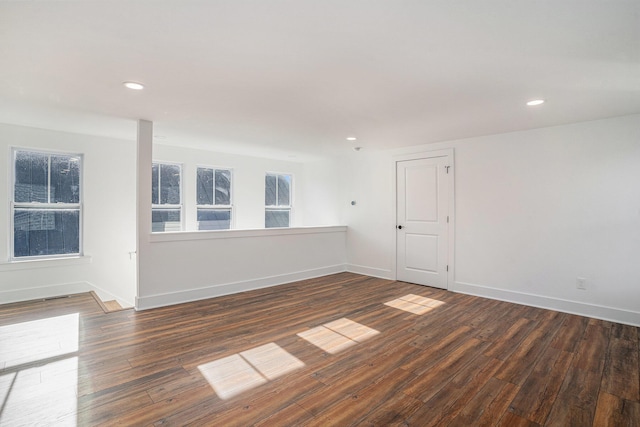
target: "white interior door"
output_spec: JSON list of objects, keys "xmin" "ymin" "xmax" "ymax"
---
[{"xmin": 396, "ymin": 156, "xmax": 450, "ymax": 289}]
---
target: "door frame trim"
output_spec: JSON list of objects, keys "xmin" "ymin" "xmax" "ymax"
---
[{"xmin": 392, "ymin": 148, "xmax": 455, "ymax": 289}]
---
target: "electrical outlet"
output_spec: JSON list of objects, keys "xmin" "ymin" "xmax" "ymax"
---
[{"xmin": 576, "ymin": 277, "xmax": 587, "ymax": 290}]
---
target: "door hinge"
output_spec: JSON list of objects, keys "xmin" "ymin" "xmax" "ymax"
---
[
  {"xmin": 447, "ymin": 216, "xmax": 449, "ymax": 223},
  {"xmin": 446, "ymin": 265, "xmax": 449, "ymax": 272}
]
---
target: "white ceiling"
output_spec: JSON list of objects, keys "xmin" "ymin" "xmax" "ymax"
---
[{"xmin": 1, "ymin": 1, "xmax": 639, "ymax": 160}]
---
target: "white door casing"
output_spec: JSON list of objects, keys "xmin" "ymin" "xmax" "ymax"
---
[{"xmin": 396, "ymin": 154, "xmax": 451, "ymax": 289}]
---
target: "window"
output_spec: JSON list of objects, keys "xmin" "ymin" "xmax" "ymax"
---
[
  {"xmin": 11, "ymin": 149, "xmax": 81, "ymax": 259},
  {"xmin": 196, "ymin": 167, "xmax": 232, "ymax": 230},
  {"xmin": 152, "ymin": 162, "xmax": 182, "ymax": 232},
  {"xmin": 265, "ymin": 173, "xmax": 292, "ymax": 228}
]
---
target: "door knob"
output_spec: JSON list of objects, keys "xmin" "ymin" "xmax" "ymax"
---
[{"xmin": 397, "ymin": 225, "xmax": 403, "ymax": 230}]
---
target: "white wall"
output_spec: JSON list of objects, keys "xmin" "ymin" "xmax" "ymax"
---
[
  {"xmin": 136, "ymin": 227, "xmax": 347, "ymax": 309},
  {"xmin": 344, "ymin": 114, "xmax": 640, "ymax": 325},
  {"xmin": 0, "ymin": 123, "xmax": 137, "ymax": 306},
  {"xmin": 342, "ymin": 149, "xmax": 396, "ymax": 279},
  {"xmin": 135, "ymin": 140, "xmax": 348, "ymax": 309},
  {"xmin": 300, "ymin": 158, "xmax": 345, "ymax": 226}
]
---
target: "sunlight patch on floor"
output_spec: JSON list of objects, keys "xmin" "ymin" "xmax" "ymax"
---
[
  {"xmin": 198, "ymin": 342, "xmax": 305, "ymax": 400},
  {"xmin": 384, "ymin": 294, "xmax": 445, "ymax": 315},
  {"xmin": 0, "ymin": 313, "xmax": 79, "ymax": 368},
  {"xmin": 0, "ymin": 314, "xmax": 79, "ymax": 426},
  {"xmin": 297, "ymin": 318, "xmax": 380, "ymax": 355}
]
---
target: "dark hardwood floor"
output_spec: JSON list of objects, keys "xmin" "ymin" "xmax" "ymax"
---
[{"xmin": 1, "ymin": 272, "xmax": 638, "ymax": 426}]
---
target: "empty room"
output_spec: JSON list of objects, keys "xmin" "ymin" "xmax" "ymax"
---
[{"xmin": 1, "ymin": 1, "xmax": 639, "ymax": 426}]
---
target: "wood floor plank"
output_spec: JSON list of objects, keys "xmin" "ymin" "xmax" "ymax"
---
[
  {"xmin": 611, "ymin": 322, "xmax": 639, "ymax": 341},
  {"xmin": 602, "ymin": 337, "xmax": 640, "ymax": 401},
  {"xmin": 355, "ymin": 392, "xmax": 423, "ymax": 426},
  {"xmin": 252, "ymin": 403, "xmax": 316, "ymax": 427},
  {"xmin": 497, "ymin": 412, "xmax": 542, "ymax": 427},
  {"xmin": 573, "ymin": 320, "xmax": 611, "ymax": 373},
  {"xmin": 1, "ymin": 272, "xmax": 638, "ymax": 426},
  {"xmin": 405, "ymin": 356, "xmax": 504, "ymax": 427},
  {"xmin": 474, "ymin": 301, "xmax": 532, "ymax": 341},
  {"xmin": 72, "ymin": 391, "xmax": 154, "ymax": 426},
  {"xmin": 292, "ymin": 383, "xmax": 351, "ymax": 418},
  {"xmin": 549, "ymin": 314, "xmax": 590, "ymax": 353},
  {"xmin": 97, "ymin": 383, "xmax": 215, "ymax": 427},
  {"xmin": 311, "ymin": 341, "xmax": 417, "ymax": 393},
  {"xmin": 183, "ymin": 372, "xmax": 324, "ymax": 426},
  {"xmin": 400, "ymin": 325, "xmax": 477, "ymax": 374},
  {"xmin": 448, "ymin": 377, "xmax": 520, "ymax": 427},
  {"xmin": 494, "ymin": 310, "xmax": 566, "ymax": 386},
  {"xmin": 483, "ymin": 317, "xmax": 538, "ymax": 360},
  {"xmin": 545, "ymin": 364, "xmax": 602, "ymax": 426},
  {"xmin": 593, "ymin": 391, "xmax": 640, "ymax": 427},
  {"xmin": 146, "ymin": 372, "xmax": 209, "ymax": 403},
  {"xmin": 306, "ymin": 367, "xmax": 417, "ymax": 426},
  {"xmin": 508, "ymin": 347, "xmax": 574, "ymax": 424},
  {"xmin": 402, "ymin": 338, "xmax": 491, "ymax": 402}
]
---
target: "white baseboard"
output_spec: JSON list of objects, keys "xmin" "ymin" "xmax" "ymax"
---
[
  {"xmin": 346, "ymin": 264, "xmax": 394, "ymax": 280},
  {"xmin": 135, "ymin": 264, "xmax": 348, "ymax": 311},
  {"xmin": 0, "ymin": 281, "xmax": 135, "ymax": 308},
  {"xmin": 453, "ymin": 281, "xmax": 640, "ymax": 327},
  {"xmin": 1, "ymin": 281, "xmax": 93, "ymax": 304}
]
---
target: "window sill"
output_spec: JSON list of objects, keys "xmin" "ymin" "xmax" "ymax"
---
[
  {"xmin": 149, "ymin": 225, "xmax": 347, "ymax": 243},
  {"xmin": 0, "ymin": 256, "xmax": 92, "ymax": 272}
]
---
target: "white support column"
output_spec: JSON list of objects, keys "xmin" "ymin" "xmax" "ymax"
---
[{"xmin": 136, "ymin": 119, "xmax": 153, "ymax": 308}]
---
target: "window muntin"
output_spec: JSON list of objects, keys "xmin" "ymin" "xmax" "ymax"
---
[
  {"xmin": 265, "ymin": 173, "xmax": 291, "ymax": 228},
  {"xmin": 196, "ymin": 167, "xmax": 232, "ymax": 230},
  {"xmin": 152, "ymin": 162, "xmax": 182, "ymax": 232},
  {"xmin": 11, "ymin": 149, "xmax": 82, "ymax": 259}
]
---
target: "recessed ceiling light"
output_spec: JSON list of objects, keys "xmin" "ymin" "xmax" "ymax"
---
[
  {"xmin": 123, "ymin": 81, "xmax": 144, "ymax": 90},
  {"xmin": 346, "ymin": 137, "xmax": 357, "ymax": 141},
  {"xmin": 526, "ymin": 99, "xmax": 545, "ymax": 106}
]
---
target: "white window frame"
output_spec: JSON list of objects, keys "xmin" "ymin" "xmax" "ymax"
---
[
  {"xmin": 152, "ymin": 161, "xmax": 183, "ymax": 232},
  {"xmin": 196, "ymin": 166, "xmax": 234, "ymax": 230},
  {"xmin": 265, "ymin": 172, "xmax": 293, "ymax": 228},
  {"xmin": 10, "ymin": 147, "xmax": 83, "ymax": 261}
]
